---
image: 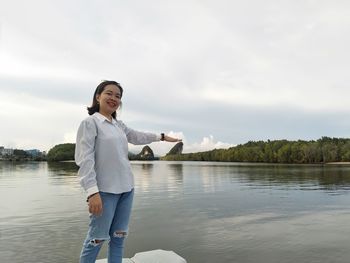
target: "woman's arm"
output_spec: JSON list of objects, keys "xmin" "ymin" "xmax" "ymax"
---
[
  {"xmin": 162, "ymin": 134, "xmax": 182, "ymax": 142},
  {"xmin": 75, "ymin": 119, "xmax": 98, "ymax": 195},
  {"xmin": 75, "ymin": 119, "xmax": 103, "ymax": 215},
  {"xmin": 118, "ymin": 121, "xmax": 181, "ymax": 145}
]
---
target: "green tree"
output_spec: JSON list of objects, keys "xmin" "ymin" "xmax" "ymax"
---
[
  {"xmin": 321, "ymin": 143, "xmax": 339, "ymax": 163},
  {"xmin": 340, "ymin": 142, "xmax": 350, "ymax": 161},
  {"xmin": 277, "ymin": 144, "xmax": 292, "ymax": 163},
  {"xmin": 47, "ymin": 143, "xmax": 75, "ymax": 162},
  {"xmin": 161, "ymin": 137, "xmax": 350, "ymax": 164}
]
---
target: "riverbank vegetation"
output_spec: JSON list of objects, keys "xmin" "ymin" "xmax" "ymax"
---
[
  {"xmin": 162, "ymin": 137, "xmax": 350, "ymax": 163},
  {"xmin": 31, "ymin": 137, "xmax": 350, "ymax": 163},
  {"xmin": 46, "ymin": 143, "xmax": 75, "ymax": 162}
]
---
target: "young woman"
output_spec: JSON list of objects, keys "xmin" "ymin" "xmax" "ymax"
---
[{"xmin": 75, "ymin": 80, "xmax": 181, "ymax": 263}]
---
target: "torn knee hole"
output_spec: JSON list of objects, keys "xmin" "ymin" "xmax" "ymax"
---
[
  {"xmin": 113, "ymin": 231, "xmax": 127, "ymax": 238},
  {"xmin": 89, "ymin": 239, "xmax": 104, "ymax": 246}
]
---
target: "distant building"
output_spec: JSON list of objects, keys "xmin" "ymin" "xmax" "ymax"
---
[
  {"xmin": 1, "ymin": 148, "xmax": 14, "ymax": 156},
  {"xmin": 25, "ymin": 149, "xmax": 42, "ymax": 157}
]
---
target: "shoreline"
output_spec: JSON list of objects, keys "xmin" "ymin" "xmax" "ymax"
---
[
  {"xmin": 2, "ymin": 159, "xmax": 350, "ymax": 165},
  {"xmin": 325, "ymin": 162, "xmax": 350, "ymax": 165}
]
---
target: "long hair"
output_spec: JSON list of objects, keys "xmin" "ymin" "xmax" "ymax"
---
[{"xmin": 87, "ymin": 80, "xmax": 123, "ymax": 119}]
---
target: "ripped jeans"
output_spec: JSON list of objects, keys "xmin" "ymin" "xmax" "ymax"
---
[{"xmin": 80, "ymin": 189, "xmax": 134, "ymax": 263}]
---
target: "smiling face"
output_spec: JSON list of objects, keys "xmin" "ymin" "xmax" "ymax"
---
[{"xmin": 96, "ymin": 84, "xmax": 122, "ymax": 119}]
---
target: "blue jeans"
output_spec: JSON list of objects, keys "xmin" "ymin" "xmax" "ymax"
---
[{"xmin": 80, "ymin": 189, "xmax": 134, "ymax": 263}]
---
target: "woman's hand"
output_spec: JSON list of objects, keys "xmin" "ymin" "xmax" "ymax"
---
[
  {"xmin": 88, "ymin": 193, "xmax": 103, "ymax": 216},
  {"xmin": 164, "ymin": 135, "xmax": 182, "ymax": 143}
]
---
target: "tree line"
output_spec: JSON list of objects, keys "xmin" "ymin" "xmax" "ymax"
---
[
  {"xmin": 46, "ymin": 143, "xmax": 160, "ymax": 162},
  {"xmin": 162, "ymin": 137, "xmax": 350, "ymax": 163}
]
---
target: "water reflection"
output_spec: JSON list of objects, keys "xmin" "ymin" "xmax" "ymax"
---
[
  {"xmin": 140, "ymin": 162, "xmax": 154, "ymax": 176},
  {"xmin": 166, "ymin": 163, "xmax": 184, "ymax": 184},
  {"xmin": 47, "ymin": 161, "xmax": 78, "ymax": 176},
  {"xmin": 131, "ymin": 162, "xmax": 154, "ymax": 194},
  {"xmin": 0, "ymin": 161, "xmax": 45, "ymax": 176},
  {"xmin": 232, "ymin": 164, "xmax": 350, "ymax": 194},
  {"xmin": 131, "ymin": 161, "xmax": 185, "ymax": 203},
  {"xmin": 2, "ymin": 161, "xmax": 350, "ymax": 263}
]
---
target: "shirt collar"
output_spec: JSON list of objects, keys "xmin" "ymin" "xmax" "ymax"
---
[{"xmin": 93, "ymin": 112, "xmax": 117, "ymax": 124}]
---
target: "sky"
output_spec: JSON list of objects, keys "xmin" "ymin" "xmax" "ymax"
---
[{"xmin": 0, "ymin": 0, "xmax": 349, "ymax": 155}]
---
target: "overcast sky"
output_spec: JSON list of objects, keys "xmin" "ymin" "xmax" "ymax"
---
[{"xmin": 1, "ymin": 0, "xmax": 349, "ymax": 155}]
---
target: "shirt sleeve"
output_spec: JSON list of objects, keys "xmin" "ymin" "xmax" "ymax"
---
[
  {"xmin": 75, "ymin": 118, "xmax": 99, "ymax": 197},
  {"xmin": 118, "ymin": 120, "xmax": 161, "ymax": 145}
]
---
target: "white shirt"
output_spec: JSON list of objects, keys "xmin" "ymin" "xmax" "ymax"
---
[{"xmin": 75, "ymin": 112, "xmax": 160, "ymax": 197}]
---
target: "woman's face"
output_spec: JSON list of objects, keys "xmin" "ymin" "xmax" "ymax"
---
[{"xmin": 96, "ymin": 84, "xmax": 122, "ymax": 116}]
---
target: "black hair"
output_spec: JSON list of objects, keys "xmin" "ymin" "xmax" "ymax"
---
[{"xmin": 87, "ymin": 80, "xmax": 123, "ymax": 119}]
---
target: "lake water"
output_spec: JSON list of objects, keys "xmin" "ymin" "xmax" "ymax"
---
[{"xmin": 1, "ymin": 161, "xmax": 350, "ymax": 263}]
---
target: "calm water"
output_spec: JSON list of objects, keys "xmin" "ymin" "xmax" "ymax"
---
[{"xmin": 1, "ymin": 161, "xmax": 350, "ymax": 263}]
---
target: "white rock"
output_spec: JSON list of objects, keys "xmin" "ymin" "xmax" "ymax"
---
[
  {"xmin": 96, "ymin": 249, "xmax": 186, "ymax": 263},
  {"xmin": 132, "ymin": 249, "xmax": 186, "ymax": 263}
]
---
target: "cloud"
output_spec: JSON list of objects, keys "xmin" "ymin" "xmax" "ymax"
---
[
  {"xmin": 0, "ymin": 91, "xmax": 85, "ymax": 150},
  {"xmin": 63, "ymin": 132, "xmax": 77, "ymax": 145},
  {"xmin": 1, "ymin": 1, "xmax": 350, "ymax": 151},
  {"xmin": 183, "ymin": 135, "xmax": 234, "ymax": 153}
]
